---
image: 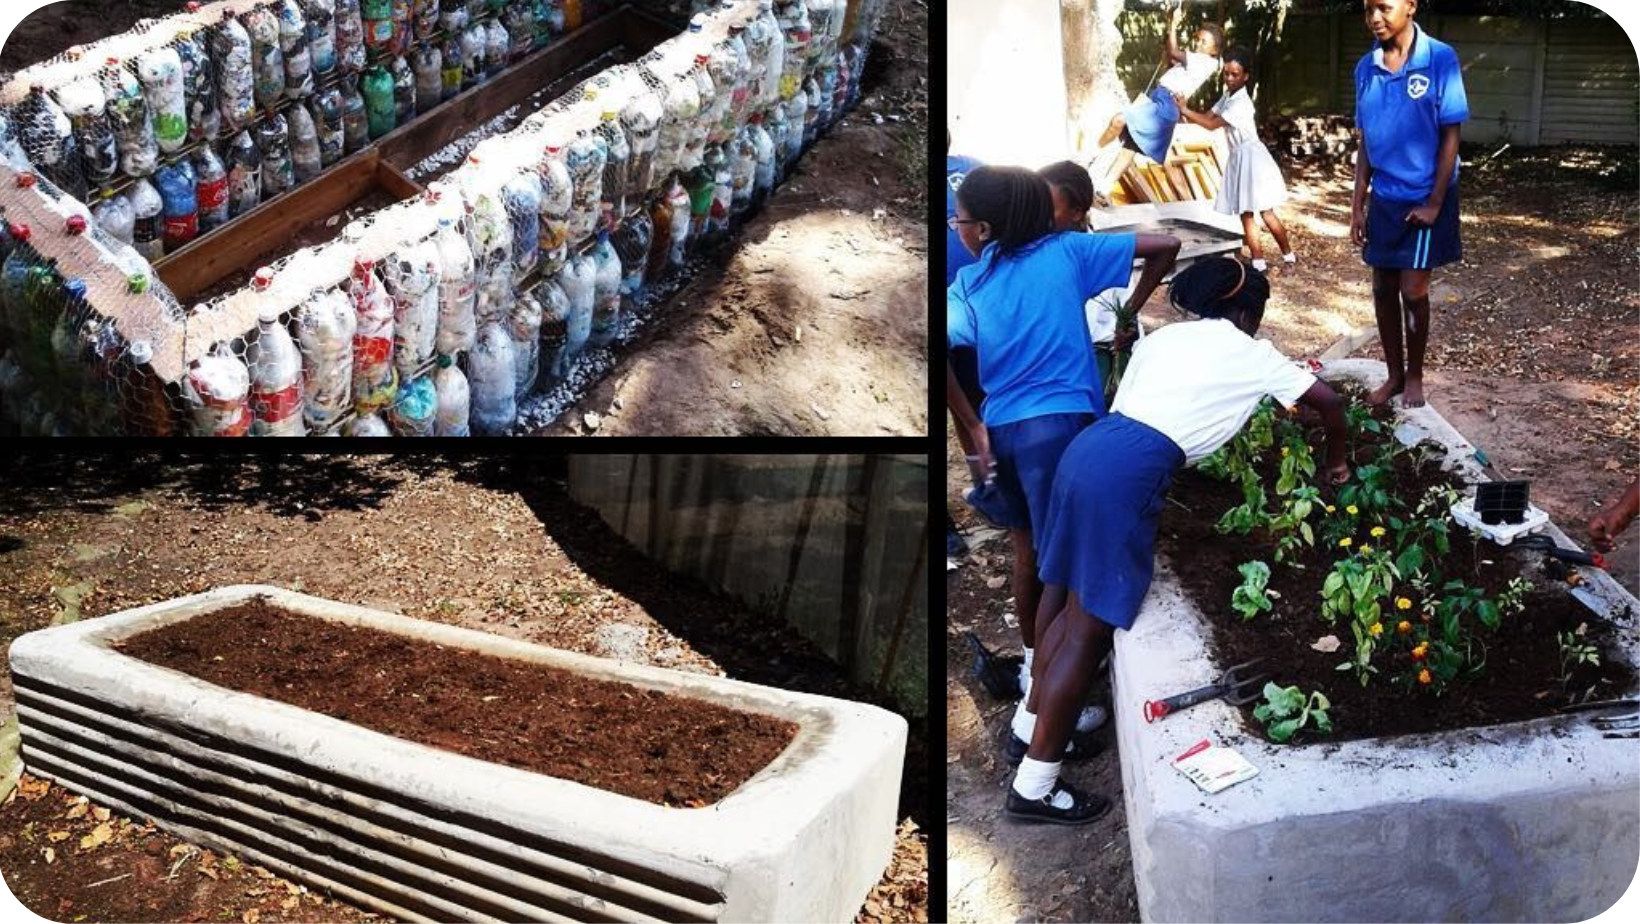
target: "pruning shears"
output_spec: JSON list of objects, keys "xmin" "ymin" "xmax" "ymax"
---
[{"xmin": 1143, "ymin": 658, "xmax": 1269, "ymax": 723}]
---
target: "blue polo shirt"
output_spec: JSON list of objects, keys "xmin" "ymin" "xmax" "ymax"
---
[
  {"xmin": 947, "ymin": 230, "xmax": 1138, "ymax": 427},
  {"xmin": 1354, "ymin": 23, "xmax": 1468, "ymax": 203},
  {"xmin": 946, "ymin": 154, "xmax": 984, "ymax": 286}
]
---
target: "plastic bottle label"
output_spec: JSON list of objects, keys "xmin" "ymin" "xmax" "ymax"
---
[
  {"xmin": 250, "ymin": 382, "xmax": 303, "ymax": 421},
  {"xmin": 163, "ymin": 212, "xmax": 199, "ymax": 244}
]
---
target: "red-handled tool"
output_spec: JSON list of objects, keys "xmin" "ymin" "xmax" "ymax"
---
[{"xmin": 1143, "ymin": 658, "xmax": 1269, "ymax": 723}]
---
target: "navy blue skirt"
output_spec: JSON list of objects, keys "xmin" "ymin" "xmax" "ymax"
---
[
  {"xmin": 1123, "ymin": 87, "xmax": 1180, "ymax": 165},
  {"xmin": 986, "ymin": 411, "xmax": 1097, "ymax": 543},
  {"xmin": 1036, "ymin": 413, "xmax": 1185, "ymax": 630},
  {"xmin": 1363, "ymin": 187, "xmax": 1461, "ymax": 270}
]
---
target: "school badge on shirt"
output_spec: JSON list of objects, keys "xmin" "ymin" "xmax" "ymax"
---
[{"xmin": 1407, "ymin": 73, "xmax": 1430, "ymax": 100}]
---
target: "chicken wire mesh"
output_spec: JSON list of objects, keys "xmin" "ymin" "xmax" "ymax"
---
[{"xmin": 0, "ymin": 0, "xmax": 883, "ymax": 435}]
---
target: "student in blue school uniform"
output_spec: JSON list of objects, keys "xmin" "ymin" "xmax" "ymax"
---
[
  {"xmin": 1351, "ymin": 0, "xmax": 1468, "ymax": 409},
  {"xmin": 947, "ymin": 131, "xmax": 987, "ymax": 561},
  {"xmin": 1006, "ymin": 258, "xmax": 1352, "ymax": 824},
  {"xmin": 948, "ymin": 166, "xmax": 1180, "ymax": 750}
]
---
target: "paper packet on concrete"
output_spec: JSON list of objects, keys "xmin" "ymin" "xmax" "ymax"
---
[{"xmin": 1172, "ymin": 738, "xmax": 1258, "ymax": 794}]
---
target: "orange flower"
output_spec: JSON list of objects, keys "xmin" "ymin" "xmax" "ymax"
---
[
  {"xmin": 1396, "ymin": 620, "xmax": 1412, "ymax": 635},
  {"xmin": 1418, "ymin": 668, "xmax": 1433, "ymax": 685}
]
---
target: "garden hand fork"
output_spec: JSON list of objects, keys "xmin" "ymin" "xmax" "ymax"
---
[{"xmin": 1143, "ymin": 658, "xmax": 1269, "ymax": 723}]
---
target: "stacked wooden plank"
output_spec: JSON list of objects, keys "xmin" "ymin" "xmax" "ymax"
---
[{"xmin": 1112, "ymin": 140, "xmax": 1225, "ymax": 206}]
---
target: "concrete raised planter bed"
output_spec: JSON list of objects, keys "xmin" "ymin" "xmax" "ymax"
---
[
  {"xmin": 1114, "ymin": 359, "xmax": 1640, "ymax": 923},
  {"xmin": 8, "ymin": 585, "xmax": 906, "ymax": 923}
]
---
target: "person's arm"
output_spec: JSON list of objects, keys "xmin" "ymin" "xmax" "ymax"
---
[
  {"xmin": 1405, "ymin": 123, "xmax": 1461, "ymax": 227},
  {"xmin": 1589, "ymin": 477, "xmax": 1640, "ymax": 553},
  {"xmin": 1163, "ymin": 2, "xmax": 1186, "ymax": 67},
  {"xmin": 1172, "ymin": 92, "xmax": 1228, "ymax": 130},
  {"xmin": 1350, "ymin": 132, "xmax": 1372, "ymax": 247},
  {"xmin": 1123, "ymin": 233, "xmax": 1180, "ymax": 320},
  {"xmin": 947, "ymin": 365, "xmax": 992, "ymax": 483},
  {"xmin": 1297, "ymin": 379, "xmax": 1350, "ymax": 484}
]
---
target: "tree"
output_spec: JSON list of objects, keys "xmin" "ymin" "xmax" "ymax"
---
[{"xmin": 1061, "ymin": 0, "xmax": 1129, "ymax": 162}]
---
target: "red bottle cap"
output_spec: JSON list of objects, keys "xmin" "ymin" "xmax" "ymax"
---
[
  {"xmin": 65, "ymin": 214, "xmax": 87, "ymax": 235},
  {"xmin": 252, "ymin": 267, "xmax": 274, "ymax": 290},
  {"xmin": 10, "ymin": 222, "xmax": 31, "ymax": 242},
  {"xmin": 15, "ymin": 172, "xmax": 37, "ymax": 189}
]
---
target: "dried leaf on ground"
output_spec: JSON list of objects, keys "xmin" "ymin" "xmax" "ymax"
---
[{"xmin": 79, "ymin": 822, "xmax": 113, "ymax": 850}]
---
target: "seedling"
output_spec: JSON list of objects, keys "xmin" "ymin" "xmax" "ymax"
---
[
  {"xmin": 1231, "ymin": 560, "xmax": 1278, "ymax": 620},
  {"xmin": 1558, "ymin": 625, "xmax": 1600, "ymax": 683},
  {"xmin": 1252, "ymin": 682, "xmax": 1333, "ymax": 743}
]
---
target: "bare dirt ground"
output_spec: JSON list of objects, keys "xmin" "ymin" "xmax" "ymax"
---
[
  {"xmin": 555, "ymin": 0, "xmax": 929, "ymax": 436},
  {"xmin": 945, "ymin": 145, "xmax": 1639, "ymax": 923},
  {"xmin": 0, "ymin": 454, "xmax": 927, "ymax": 923}
]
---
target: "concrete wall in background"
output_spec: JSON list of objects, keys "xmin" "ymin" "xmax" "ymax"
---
[{"xmin": 566, "ymin": 456, "xmax": 928, "ymax": 717}]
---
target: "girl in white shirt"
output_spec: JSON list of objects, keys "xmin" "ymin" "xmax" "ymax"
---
[
  {"xmin": 1004, "ymin": 258, "xmax": 1350, "ymax": 826},
  {"xmin": 1175, "ymin": 47, "xmax": 1295, "ymax": 271}
]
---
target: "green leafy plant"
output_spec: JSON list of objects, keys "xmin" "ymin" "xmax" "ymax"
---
[
  {"xmin": 1557, "ymin": 626, "xmax": 1600, "ymax": 683},
  {"xmin": 1337, "ymin": 462, "xmax": 1397, "ymax": 516},
  {"xmin": 1216, "ymin": 475, "xmax": 1271, "ymax": 536},
  {"xmin": 1231, "ymin": 560, "xmax": 1278, "ymax": 619},
  {"xmin": 1321, "ymin": 547, "xmax": 1400, "ymax": 686},
  {"xmin": 1253, "ymin": 682, "xmax": 1333, "ymax": 743},
  {"xmin": 1274, "ymin": 433, "xmax": 1317, "ymax": 496},
  {"xmin": 1271, "ymin": 485, "xmax": 1321, "ymax": 563}
]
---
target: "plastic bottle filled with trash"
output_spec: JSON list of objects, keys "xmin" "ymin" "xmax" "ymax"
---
[
  {"xmin": 383, "ymin": 237, "xmax": 440, "ymax": 378},
  {"xmin": 306, "ymin": 0, "xmax": 339, "ymax": 78},
  {"xmin": 387, "ymin": 373, "xmax": 436, "ymax": 435},
  {"xmin": 537, "ymin": 145, "xmax": 573, "ymax": 277},
  {"xmin": 729, "ymin": 123, "xmax": 758, "ymax": 222},
  {"xmin": 432, "ymin": 353, "xmax": 470, "ymax": 435},
  {"xmin": 765, "ymin": 99, "xmax": 789, "ymax": 181},
  {"xmin": 467, "ymin": 186, "xmax": 514, "ymax": 327},
  {"xmin": 412, "ymin": 44, "xmax": 442, "ymax": 115},
  {"xmin": 558, "ymin": 252, "xmax": 595, "ymax": 367},
  {"xmin": 533, "ymin": 0, "xmax": 560, "ymax": 47},
  {"xmin": 349, "ymin": 257, "xmax": 398, "ymax": 413},
  {"xmin": 461, "ymin": 21, "xmax": 487, "ymax": 88},
  {"xmin": 276, "ymin": 104, "xmax": 318, "ymax": 186},
  {"xmin": 335, "ymin": 0, "xmax": 367, "ymax": 73},
  {"xmin": 296, "ymin": 286, "xmax": 354, "ymax": 432},
  {"xmin": 345, "ymin": 412, "xmax": 391, "ymax": 435},
  {"xmin": 748, "ymin": 0, "xmax": 783, "ymax": 109},
  {"xmin": 361, "ymin": 0, "xmax": 395, "ymax": 54},
  {"xmin": 390, "ymin": 0, "xmax": 414, "ymax": 55},
  {"xmin": 362, "ymin": 64, "xmax": 397, "ymax": 138},
  {"xmin": 212, "ymin": 12, "xmax": 257, "ymax": 133},
  {"xmin": 657, "ymin": 65, "xmax": 700, "ymax": 178},
  {"xmin": 664, "ymin": 174, "xmax": 691, "ymax": 267},
  {"xmin": 412, "ymin": 0, "xmax": 439, "ymax": 41},
  {"xmin": 748, "ymin": 111, "xmax": 776, "ymax": 210},
  {"xmin": 223, "ymin": 129, "xmax": 261, "ymax": 216},
  {"xmin": 508, "ymin": 288, "xmax": 542, "ymax": 400},
  {"xmin": 440, "ymin": 36, "xmax": 464, "ymax": 100},
  {"xmin": 467, "ymin": 321, "xmax": 516, "ymax": 435},
  {"xmin": 564, "ymin": 131, "xmax": 606, "ymax": 244},
  {"xmin": 595, "ymin": 109, "xmax": 630, "ymax": 229},
  {"xmin": 485, "ymin": 19, "xmax": 509, "ymax": 78},
  {"xmin": 621, "ymin": 79, "xmax": 663, "ymax": 202},
  {"xmin": 439, "ymin": 0, "xmax": 470, "ymax": 36},
  {"xmin": 644, "ymin": 180, "xmax": 672, "ymax": 279},
  {"xmin": 782, "ymin": 89, "xmax": 807, "ymax": 173},
  {"xmin": 709, "ymin": 147, "xmax": 732, "ymax": 238},
  {"xmin": 434, "ymin": 215, "xmax": 477, "ymax": 356},
  {"xmin": 536, "ymin": 277, "xmax": 569, "ymax": 384},
  {"xmin": 806, "ymin": 0, "xmax": 835, "ymax": 66},
  {"xmin": 54, "ymin": 76, "xmax": 118, "ymax": 185},
  {"xmin": 778, "ymin": 2, "xmax": 810, "ymax": 101},
  {"xmin": 589, "ymin": 229, "xmax": 621, "ymax": 348},
  {"xmin": 390, "ymin": 54, "xmax": 417, "ymax": 124},
  {"xmin": 0, "ymin": 225, "xmax": 35, "ymax": 344},
  {"xmin": 277, "ymin": 0, "xmax": 314, "ymax": 100},
  {"xmin": 612, "ymin": 210, "xmax": 651, "ymax": 310},
  {"xmin": 502, "ymin": 171, "xmax": 542, "ymax": 277},
  {"xmin": 193, "ymin": 144, "xmax": 230, "ymax": 233},
  {"xmin": 184, "ymin": 342, "xmax": 252, "ymax": 436},
  {"xmin": 685, "ymin": 54, "xmax": 716, "ymax": 171},
  {"xmin": 243, "ymin": 7, "xmax": 287, "ymax": 109},
  {"xmin": 155, "ymin": 158, "xmax": 200, "ymax": 251},
  {"xmin": 685, "ymin": 148, "xmax": 715, "ymax": 245},
  {"xmin": 504, "ymin": 3, "xmax": 535, "ymax": 64},
  {"xmin": 311, "ymin": 87, "xmax": 345, "ymax": 166},
  {"xmin": 101, "ymin": 62, "xmax": 159, "ymax": 178},
  {"xmin": 802, "ymin": 75, "xmax": 822, "ymax": 148},
  {"xmin": 92, "ymin": 194, "xmax": 135, "ymax": 245},
  {"xmin": 828, "ymin": 53, "xmax": 848, "ymax": 125},
  {"xmin": 127, "ymin": 178, "xmax": 165, "ymax": 260},
  {"xmin": 257, "ymin": 110, "xmax": 296, "ymax": 197},
  {"xmin": 246, "ymin": 300, "xmax": 307, "ymax": 436},
  {"xmin": 706, "ymin": 34, "xmax": 745, "ymax": 147},
  {"xmin": 340, "ymin": 74, "xmax": 370, "ymax": 153}
]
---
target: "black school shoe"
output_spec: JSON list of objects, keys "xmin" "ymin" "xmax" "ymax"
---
[
  {"xmin": 1005, "ymin": 779, "xmax": 1112, "ymax": 826},
  {"xmin": 1002, "ymin": 727, "xmax": 1105, "ymax": 766}
]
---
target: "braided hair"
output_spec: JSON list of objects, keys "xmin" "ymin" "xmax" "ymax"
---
[
  {"xmin": 954, "ymin": 165, "xmax": 1055, "ymax": 290},
  {"xmin": 1038, "ymin": 160, "xmax": 1095, "ymax": 218},
  {"xmin": 1168, "ymin": 257, "xmax": 1270, "ymax": 327}
]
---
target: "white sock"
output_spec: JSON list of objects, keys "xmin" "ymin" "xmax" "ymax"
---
[
  {"xmin": 1252, "ymin": 258, "xmax": 1269, "ymax": 272},
  {"xmin": 1019, "ymin": 646, "xmax": 1034, "ymax": 695},
  {"xmin": 1013, "ymin": 757, "xmax": 1072, "ymax": 808},
  {"xmin": 1282, "ymin": 251, "xmax": 1297, "ymax": 264},
  {"xmin": 1011, "ymin": 701, "xmax": 1036, "ymax": 742},
  {"xmin": 1022, "ymin": 646, "xmax": 1034, "ymax": 672}
]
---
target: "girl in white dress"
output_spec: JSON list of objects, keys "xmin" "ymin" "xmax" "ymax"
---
[{"xmin": 1174, "ymin": 47, "xmax": 1295, "ymax": 272}]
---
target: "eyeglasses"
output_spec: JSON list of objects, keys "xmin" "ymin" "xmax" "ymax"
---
[{"xmin": 947, "ymin": 218, "xmax": 981, "ymax": 229}]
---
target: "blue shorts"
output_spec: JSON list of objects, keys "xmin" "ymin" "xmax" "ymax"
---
[
  {"xmin": 1037, "ymin": 413, "xmax": 1185, "ymax": 631},
  {"xmin": 1363, "ymin": 187, "xmax": 1461, "ymax": 270},
  {"xmin": 1122, "ymin": 87, "xmax": 1179, "ymax": 165},
  {"xmin": 985, "ymin": 412, "xmax": 1097, "ymax": 544}
]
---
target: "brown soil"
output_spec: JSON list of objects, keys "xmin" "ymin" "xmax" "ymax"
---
[
  {"xmin": 551, "ymin": 0, "xmax": 929, "ymax": 436},
  {"xmin": 1159, "ymin": 396, "xmax": 1635, "ymax": 742},
  {"xmin": 117, "ymin": 599, "xmax": 797, "ymax": 807}
]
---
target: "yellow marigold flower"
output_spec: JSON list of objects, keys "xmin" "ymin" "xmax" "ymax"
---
[
  {"xmin": 1396, "ymin": 620, "xmax": 1412, "ymax": 635},
  {"xmin": 1338, "ymin": 537, "xmax": 1353, "ymax": 548},
  {"xmin": 1325, "ymin": 504, "xmax": 1337, "ymax": 513},
  {"xmin": 1370, "ymin": 526, "xmax": 1387, "ymax": 538},
  {"xmin": 1346, "ymin": 504, "xmax": 1360, "ymax": 515},
  {"xmin": 1359, "ymin": 544, "xmax": 1373, "ymax": 555},
  {"xmin": 1395, "ymin": 596, "xmax": 1413, "ymax": 610},
  {"xmin": 1369, "ymin": 622, "xmax": 1384, "ymax": 637}
]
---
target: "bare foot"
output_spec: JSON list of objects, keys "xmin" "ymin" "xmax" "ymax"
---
[
  {"xmin": 1401, "ymin": 377, "xmax": 1426, "ymax": 408},
  {"xmin": 1365, "ymin": 378, "xmax": 1403, "ymax": 407}
]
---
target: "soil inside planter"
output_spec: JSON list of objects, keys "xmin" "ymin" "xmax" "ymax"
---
[
  {"xmin": 1156, "ymin": 396, "xmax": 1636, "ymax": 742},
  {"xmin": 116, "ymin": 600, "xmax": 798, "ymax": 807}
]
